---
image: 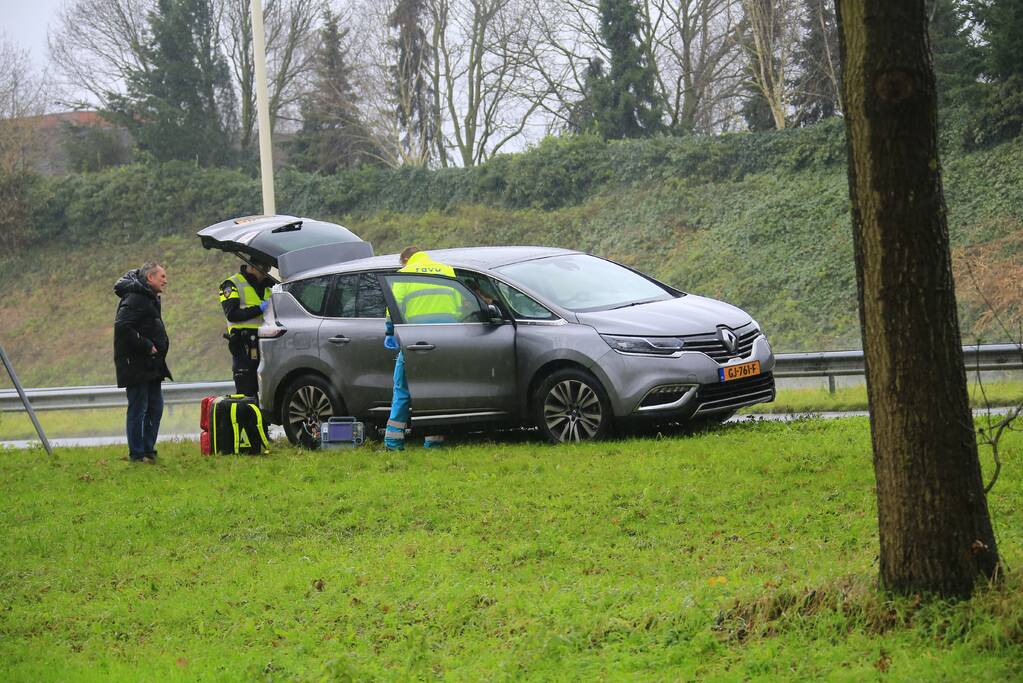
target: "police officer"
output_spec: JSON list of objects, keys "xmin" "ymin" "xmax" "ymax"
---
[
  {"xmin": 220, "ymin": 260, "xmax": 273, "ymax": 396},
  {"xmin": 383, "ymin": 246, "xmax": 461, "ymax": 451}
]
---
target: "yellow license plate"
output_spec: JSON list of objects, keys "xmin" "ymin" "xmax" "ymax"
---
[{"xmin": 719, "ymin": 360, "xmax": 761, "ymax": 382}]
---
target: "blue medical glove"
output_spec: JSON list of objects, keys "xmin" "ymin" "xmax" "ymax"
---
[
  {"xmin": 259, "ymin": 300, "xmax": 270, "ymax": 312},
  {"xmin": 385, "ymin": 319, "xmax": 394, "ymax": 335},
  {"xmin": 383, "ymin": 334, "xmax": 399, "ymax": 350}
]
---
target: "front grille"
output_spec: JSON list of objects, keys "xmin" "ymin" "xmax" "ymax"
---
[
  {"xmin": 683, "ymin": 327, "xmax": 760, "ymax": 362},
  {"xmin": 694, "ymin": 373, "xmax": 775, "ymax": 415}
]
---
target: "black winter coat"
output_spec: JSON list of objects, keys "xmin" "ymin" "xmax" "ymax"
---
[{"xmin": 113, "ymin": 270, "xmax": 172, "ymax": 388}]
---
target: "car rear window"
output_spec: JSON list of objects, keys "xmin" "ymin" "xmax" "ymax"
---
[
  {"xmin": 324, "ymin": 273, "xmax": 387, "ymax": 318},
  {"xmin": 285, "ymin": 276, "xmax": 332, "ymax": 315}
]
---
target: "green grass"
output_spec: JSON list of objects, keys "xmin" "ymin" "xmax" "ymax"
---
[
  {"xmin": 743, "ymin": 379, "xmax": 1023, "ymax": 414},
  {"xmin": 2, "ymin": 418, "xmax": 1021, "ymax": 680}
]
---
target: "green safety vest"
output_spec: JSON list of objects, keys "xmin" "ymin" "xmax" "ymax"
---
[
  {"xmin": 392, "ymin": 253, "xmax": 461, "ymax": 322},
  {"xmin": 220, "ymin": 272, "xmax": 269, "ymax": 332}
]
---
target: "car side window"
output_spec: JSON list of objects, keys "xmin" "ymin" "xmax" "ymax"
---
[
  {"xmin": 382, "ymin": 275, "xmax": 483, "ymax": 324},
  {"xmin": 356, "ymin": 274, "xmax": 387, "ymax": 318},
  {"xmin": 285, "ymin": 275, "xmax": 332, "ymax": 316},
  {"xmin": 323, "ymin": 274, "xmax": 358, "ymax": 318},
  {"xmin": 494, "ymin": 281, "xmax": 558, "ymax": 320}
]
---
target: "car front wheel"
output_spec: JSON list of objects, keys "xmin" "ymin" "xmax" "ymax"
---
[
  {"xmin": 281, "ymin": 374, "xmax": 344, "ymax": 448},
  {"xmin": 533, "ymin": 368, "xmax": 612, "ymax": 443}
]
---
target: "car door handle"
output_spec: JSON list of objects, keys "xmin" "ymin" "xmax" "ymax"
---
[
  {"xmin": 407, "ymin": 342, "xmax": 435, "ymax": 351},
  {"xmin": 327, "ymin": 335, "xmax": 350, "ymax": 345}
]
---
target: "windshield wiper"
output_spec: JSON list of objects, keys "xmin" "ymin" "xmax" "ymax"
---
[{"xmin": 610, "ymin": 298, "xmax": 658, "ymax": 310}]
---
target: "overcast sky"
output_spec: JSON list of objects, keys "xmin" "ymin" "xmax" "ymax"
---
[{"xmin": 1, "ymin": 0, "xmax": 64, "ymax": 66}]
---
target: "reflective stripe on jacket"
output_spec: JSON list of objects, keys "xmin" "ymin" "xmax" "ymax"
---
[
  {"xmin": 391, "ymin": 253, "xmax": 461, "ymax": 322},
  {"xmin": 220, "ymin": 272, "xmax": 268, "ymax": 332}
]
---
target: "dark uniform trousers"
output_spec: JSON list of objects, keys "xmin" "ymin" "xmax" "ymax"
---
[
  {"xmin": 220, "ymin": 269, "xmax": 268, "ymax": 398},
  {"xmin": 228, "ymin": 329, "xmax": 260, "ymax": 396}
]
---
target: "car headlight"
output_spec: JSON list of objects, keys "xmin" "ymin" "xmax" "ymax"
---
[{"xmin": 601, "ymin": 334, "xmax": 684, "ymax": 355}]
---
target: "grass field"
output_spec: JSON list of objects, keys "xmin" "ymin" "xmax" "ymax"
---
[{"xmin": 2, "ymin": 418, "xmax": 1021, "ymax": 681}]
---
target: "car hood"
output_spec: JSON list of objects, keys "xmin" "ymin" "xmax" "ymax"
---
[
  {"xmin": 575, "ymin": 294, "xmax": 752, "ymax": 336},
  {"xmin": 197, "ymin": 215, "xmax": 373, "ymax": 280}
]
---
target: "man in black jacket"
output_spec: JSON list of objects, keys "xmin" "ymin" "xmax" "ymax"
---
[{"xmin": 114, "ymin": 262, "xmax": 172, "ymax": 463}]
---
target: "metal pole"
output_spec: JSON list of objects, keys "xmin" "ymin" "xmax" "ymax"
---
[
  {"xmin": 0, "ymin": 344, "xmax": 53, "ymax": 456},
  {"xmin": 251, "ymin": 0, "xmax": 276, "ymax": 215}
]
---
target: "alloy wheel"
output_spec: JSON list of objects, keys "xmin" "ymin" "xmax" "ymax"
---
[
  {"xmin": 287, "ymin": 384, "xmax": 334, "ymax": 442},
  {"xmin": 543, "ymin": 379, "xmax": 603, "ymax": 442}
]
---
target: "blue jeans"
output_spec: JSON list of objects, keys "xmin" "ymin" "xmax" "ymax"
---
[{"xmin": 126, "ymin": 380, "xmax": 164, "ymax": 459}]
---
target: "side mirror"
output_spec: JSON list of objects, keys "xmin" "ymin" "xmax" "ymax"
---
[{"xmin": 486, "ymin": 303, "xmax": 504, "ymax": 322}]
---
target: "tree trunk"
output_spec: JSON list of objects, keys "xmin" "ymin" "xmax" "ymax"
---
[{"xmin": 834, "ymin": 0, "xmax": 1000, "ymax": 597}]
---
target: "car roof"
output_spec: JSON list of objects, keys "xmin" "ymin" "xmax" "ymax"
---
[{"xmin": 291, "ymin": 245, "xmax": 580, "ymax": 280}]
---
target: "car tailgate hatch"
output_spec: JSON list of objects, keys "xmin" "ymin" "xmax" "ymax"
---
[{"xmin": 197, "ymin": 215, "xmax": 373, "ymax": 278}]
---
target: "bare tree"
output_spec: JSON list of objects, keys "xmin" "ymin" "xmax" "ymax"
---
[
  {"xmin": 429, "ymin": 0, "xmax": 546, "ymax": 166},
  {"xmin": 0, "ymin": 37, "xmax": 49, "ymax": 171},
  {"xmin": 513, "ymin": 0, "xmax": 602, "ymax": 131},
  {"xmin": 222, "ymin": 0, "xmax": 321, "ymax": 151},
  {"xmin": 835, "ymin": 0, "xmax": 1001, "ymax": 597},
  {"xmin": 741, "ymin": 0, "xmax": 799, "ymax": 129},
  {"xmin": 338, "ymin": 0, "xmax": 428, "ymax": 167},
  {"xmin": 0, "ymin": 36, "xmax": 50, "ymax": 255},
  {"xmin": 49, "ymin": 0, "xmax": 319, "ymax": 146},
  {"xmin": 643, "ymin": 0, "xmax": 745, "ymax": 133},
  {"xmin": 48, "ymin": 0, "xmax": 155, "ymax": 106},
  {"xmin": 516, "ymin": 0, "xmax": 746, "ymax": 135}
]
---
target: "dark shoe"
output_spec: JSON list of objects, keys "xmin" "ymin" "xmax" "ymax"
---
[{"xmin": 142, "ymin": 454, "xmax": 156, "ymax": 464}]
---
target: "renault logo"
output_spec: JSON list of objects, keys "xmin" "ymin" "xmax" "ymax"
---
[{"xmin": 718, "ymin": 328, "xmax": 738, "ymax": 353}]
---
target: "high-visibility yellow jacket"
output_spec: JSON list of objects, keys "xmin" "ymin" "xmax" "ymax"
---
[
  {"xmin": 391, "ymin": 252, "xmax": 461, "ymax": 323},
  {"xmin": 219, "ymin": 272, "xmax": 270, "ymax": 332}
]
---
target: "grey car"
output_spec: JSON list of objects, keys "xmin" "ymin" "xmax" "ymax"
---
[{"xmin": 198, "ymin": 215, "xmax": 775, "ymax": 445}]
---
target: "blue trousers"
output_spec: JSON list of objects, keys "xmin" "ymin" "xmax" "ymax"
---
[
  {"xmin": 384, "ymin": 352, "xmax": 410, "ymax": 450},
  {"xmin": 384, "ymin": 351, "xmax": 443, "ymax": 450},
  {"xmin": 126, "ymin": 379, "xmax": 163, "ymax": 460}
]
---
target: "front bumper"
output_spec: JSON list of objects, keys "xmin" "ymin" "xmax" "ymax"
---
[{"xmin": 592, "ymin": 335, "xmax": 776, "ymax": 418}]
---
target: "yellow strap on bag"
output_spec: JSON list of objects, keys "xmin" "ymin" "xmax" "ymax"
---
[
  {"xmin": 230, "ymin": 402, "xmax": 244, "ymax": 452},
  {"xmin": 251, "ymin": 403, "xmax": 270, "ymax": 451}
]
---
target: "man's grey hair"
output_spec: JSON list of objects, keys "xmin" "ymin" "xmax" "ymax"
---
[{"xmin": 140, "ymin": 261, "xmax": 165, "ymax": 279}]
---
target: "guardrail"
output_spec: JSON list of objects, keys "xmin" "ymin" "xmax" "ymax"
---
[
  {"xmin": 772, "ymin": 343, "xmax": 1022, "ymax": 393},
  {"xmin": 1, "ymin": 343, "xmax": 1020, "ymax": 413},
  {"xmin": 0, "ymin": 380, "xmax": 234, "ymax": 413}
]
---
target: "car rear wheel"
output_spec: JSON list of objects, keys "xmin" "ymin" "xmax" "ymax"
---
[
  {"xmin": 533, "ymin": 368, "xmax": 612, "ymax": 443},
  {"xmin": 281, "ymin": 374, "xmax": 344, "ymax": 448}
]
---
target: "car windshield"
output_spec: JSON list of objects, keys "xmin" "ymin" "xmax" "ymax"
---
[{"xmin": 495, "ymin": 254, "xmax": 674, "ymax": 312}]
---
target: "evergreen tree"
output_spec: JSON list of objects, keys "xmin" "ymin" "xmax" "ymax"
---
[
  {"xmin": 290, "ymin": 10, "xmax": 377, "ymax": 173},
  {"xmin": 971, "ymin": 0, "xmax": 1023, "ymax": 83},
  {"xmin": 388, "ymin": 0, "xmax": 436, "ymax": 166},
  {"xmin": 791, "ymin": 0, "xmax": 841, "ymax": 126},
  {"xmin": 107, "ymin": 0, "xmax": 236, "ymax": 166},
  {"xmin": 740, "ymin": 88, "xmax": 778, "ymax": 131},
  {"xmin": 963, "ymin": 0, "xmax": 1023, "ymax": 145},
  {"xmin": 929, "ymin": 0, "xmax": 982, "ymax": 107},
  {"xmin": 573, "ymin": 0, "xmax": 663, "ymax": 139},
  {"xmin": 566, "ymin": 58, "xmax": 607, "ymax": 134}
]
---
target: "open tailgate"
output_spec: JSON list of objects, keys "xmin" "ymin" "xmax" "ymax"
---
[{"xmin": 197, "ymin": 215, "xmax": 374, "ymax": 280}]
